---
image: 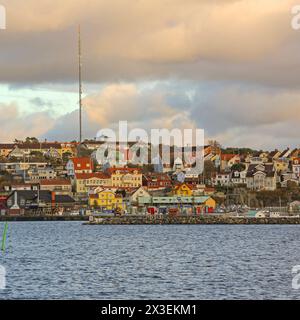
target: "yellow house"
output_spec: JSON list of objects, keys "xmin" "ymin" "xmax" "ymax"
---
[
  {"xmin": 107, "ymin": 167, "xmax": 142, "ymax": 188},
  {"xmin": 203, "ymin": 197, "xmax": 216, "ymax": 210},
  {"xmin": 273, "ymin": 160, "xmax": 289, "ymax": 173},
  {"xmin": 89, "ymin": 190, "xmax": 124, "ymax": 211},
  {"xmin": 74, "ymin": 173, "xmax": 110, "ymax": 193},
  {"xmin": 173, "ymin": 183, "xmax": 194, "ymax": 196}
]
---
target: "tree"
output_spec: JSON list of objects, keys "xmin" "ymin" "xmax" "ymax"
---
[
  {"xmin": 25, "ymin": 137, "xmax": 39, "ymax": 144},
  {"xmin": 203, "ymin": 160, "xmax": 216, "ymax": 184},
  {"xmin": 231, "ymin": 163, "xmax": 246, "ymax": 172}
]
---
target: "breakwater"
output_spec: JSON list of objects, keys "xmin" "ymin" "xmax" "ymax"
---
[
  {"xmin": 86, "ymin": 215, "xmax": 300, "ymax": 225},
  {"xmin": 0, "ymin": 215, "xmax": 89, "ymax": 222}
]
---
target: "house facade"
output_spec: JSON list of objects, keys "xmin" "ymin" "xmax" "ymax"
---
[
  {"xmin": 106, "ymin": 167, "xmax": 142, "ymax": 188},
  {"xmin": 89, "ymin": 190, "xmax": 124, "ymax": 211},
  {"xmin": 246, "ymin": 164, "xmax": 277, "ymax": 191},
  {"xmin": 66, "ymin": 157, "xmax": 93, "ymax": 177}
]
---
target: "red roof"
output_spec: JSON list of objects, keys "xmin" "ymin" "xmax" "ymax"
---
[
  {"xmin": 75, "ymin": 172, "xmax": 109, "ymax": 180},
  {"xmin": 221, "ymin": 154, "xmax": 236, "ymax": 161},
  {"xmin": 40, "ymin": 179, "xmax": 71, "ymax": 186},
  {"xmin": 71, "ymin": 157, "xmax": 93, "ymax": 170}
]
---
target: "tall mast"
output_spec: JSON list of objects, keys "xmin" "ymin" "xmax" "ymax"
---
[{"xmin": 78, "ymin": 25, "xmax": 82, "ymax": 143}]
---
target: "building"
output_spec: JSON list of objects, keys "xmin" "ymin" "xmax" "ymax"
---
[
  {"xmin": 39, "ymin": 179, "xmax": 72, "ymax": 195},
  {"xmin": 106, "ymin": 167, "xmax": 142, "ymax": 188},
  {"xmin": 139, "ymin": 195, "xmax": 216, "ymax": 213},
  {"xmin": 246, "ymin": 164, "xmax": 277, "ymax": 191},
  {"xmin": 173, "ymin": 183, "xmax": 194, "ymax": 196},
  {"xmin": 142, "ymin": 173, "xmax": 172, "ymax": 190},
  {"xmin": 273, "ymin": 158, "xmax": 289, "ymax": 173},
  {"xmin": 173, "ymin": 157, "xmax": 184, "ymax": 172},
  {"xmin": 231, "ymin": 170, "xmax": 247, "ymax": 185},
  {"xmin": 0, "ymin": 162, "xmax": 48, "ymax": 174},
  {"xmin": 2, "ymin": 183, "xmax": 39, "ymax": 192},
  {"xmin": 292, "ymin": 158, "xmax": 300, "ymax": 179},
  {"xmin": 74, "ymin": 172, "xmax": 110, "ymax": 194},
  {"xmin": 128, "ymin": 187, "xmax": 151, "ymax": 205},
  {"xmin": 6, "ymin": 190, "xmax": 75, "ymax": 213},
  {"xmin": 89, "ymin": 189, "xmax": 124, "ymax": 211},
  {"xmin": 213, "ymin": 173, "xmax": 231, "ymax": 187},
  {"xmin": 0, "ymin": 144, "xmax": 15, "ymax": 157},
  {"xmin": 220, "ymin": 154, "xmax": 240, "ymax": 171},
  {"xmin": 27, "ymin": 167, "xmax": 57, "ymax": 181},
  {"xmin": 66, "ymin": 157, "xmax": 94, "ymax": 176}
]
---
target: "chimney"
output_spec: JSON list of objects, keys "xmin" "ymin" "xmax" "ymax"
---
[{"xmin": 51, "ymin": 191, "xmax": 56, "ymax": 207}]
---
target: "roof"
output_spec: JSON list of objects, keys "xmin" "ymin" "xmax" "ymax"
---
[
  {"xmin": 0, "ymin": 144, "xmax": 15, "ymax": 149},
  {"xmin": 75, "ymin": 172, "xmax": 110, "ymax": 180},
  {"xmin": 71, "ymin": 157, "xmax": 93, "ymax": 169},
  {"xmin": 221, "ymin": 154, "xmax": 236, "ymax": 161},
  {"xmin": 106, "ymin": 167, "xmax": 142, "ymax": 174},
  {"xmin": 8, "ymin": 190, "xmax": 75, "ymax": 203},
  {"xmin": 246, "ymin": 164, "xmax": 275, "ymax": 178},
  {"xmin": 40, "ymin": 179, "xmax": 71, "ymax": 186},
  {"xmin": 143, "ymin": 173, "xmax": 171, "ymax": 181},
  {"xmin": 17, "ymin": 143, "xmax": 62, "ymax": 150}
]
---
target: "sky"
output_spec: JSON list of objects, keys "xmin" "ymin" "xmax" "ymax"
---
[{"xmin": 1, "ymin": 0, "xmax": 300, "ymax": 149}]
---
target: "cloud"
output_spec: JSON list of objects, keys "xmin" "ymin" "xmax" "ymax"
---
[
  {"xmin": 0, "ymin": 0, "xmax": 299, "ymax": 87},
  {"xmin": 0, "ymin": 102, "xmax": 54, "ymax": 141},
  {"xmin": 44, "ymin": 83, "xmax": 197, "ymax": 141}
]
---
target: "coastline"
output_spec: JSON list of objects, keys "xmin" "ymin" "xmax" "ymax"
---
[
  {"xmin": 86, "ymin": 215, "xmax": 300, "ymax": 225},
  {"xmin": 1, "ymin": 215, "xmax": 300, "ymax": 224},
  {"xmin": 0, "ymin": 215, "xmax": 89, "ymax": 222}
]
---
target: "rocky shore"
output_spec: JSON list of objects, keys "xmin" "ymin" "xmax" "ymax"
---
[{"xmin": 86, "ymin": 215, "xmax": 300, "ymax": 225}]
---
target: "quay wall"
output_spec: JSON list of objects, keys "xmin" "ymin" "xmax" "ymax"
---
[{"xmin": 87, "ymin": 215, "xmax": 300, "ymax": 225}]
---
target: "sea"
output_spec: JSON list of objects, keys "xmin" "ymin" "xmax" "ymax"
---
[{"xmin": 0, "ymin": 221, "xmax": 299, "ymax": 299}]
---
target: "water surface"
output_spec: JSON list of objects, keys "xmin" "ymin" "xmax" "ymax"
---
[{"xmin": 0, "ymin": 222, "xmax": 299, "ymax": 299}]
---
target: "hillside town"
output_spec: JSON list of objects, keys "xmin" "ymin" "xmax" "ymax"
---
[{"xmin": 0, "ymin": 138, "xmax": 300, "ymax": 217}]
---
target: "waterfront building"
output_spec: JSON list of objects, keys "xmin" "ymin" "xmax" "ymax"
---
[
  {"xmin": 128, "ymin": 186, "xmax": 151, "ymax": 205},
  {"xmin": 89, "ymin": 189, "xmax": 124, "ymax": 211},
  {"xmin": 138, "ymin": 195, "xmax": 216, "ymax": 213},
  {"xmin": 6, "ymin": 190, "xmax": 75, "ymax": 214}
]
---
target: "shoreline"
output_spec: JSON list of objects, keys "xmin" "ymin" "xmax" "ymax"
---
[
  {"xmin": 1, "ymin": 215, "xmax": 300, "ymax": 224},
  {"xmin": 0, "ymin": 215, "xmax": 89, "ymax": 222},
  {"xmin": 86, "ymin": 215, "xmax": 300, "ymax": 225}
]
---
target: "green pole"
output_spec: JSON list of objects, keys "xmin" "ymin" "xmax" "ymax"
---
[{"xmin": 1, "ymin": 222, "xmax": 8, "ymax": 252}]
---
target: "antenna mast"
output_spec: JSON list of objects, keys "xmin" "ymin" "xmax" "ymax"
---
[{"xmin": 78, "ymin": 25, "xmax": 82, "ymax": 143}]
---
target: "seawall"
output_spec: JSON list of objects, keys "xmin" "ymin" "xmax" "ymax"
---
[{"xmin": 86, "ymin": 215, "xmax": 300, "ymax": 225}]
